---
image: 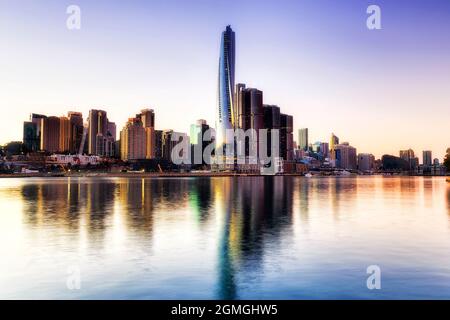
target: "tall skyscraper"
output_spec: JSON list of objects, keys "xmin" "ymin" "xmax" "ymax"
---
[
  {"xmin": 59, "ymin": 116, "xmax": 71, "ymax": 153},
  {"xmin": 298, "ymin": 128, "xmax": 308, "ymax": 151},
  {"xmin": 235, "ymin": 84, "xmax": 264, "ymax": 157},
  {"xmin": 263, "ymin": 105, "xmax": 281, "ymax": 158},
  {"xmin": 68, "ymin": 112, "xmax": 84, "ymax": 154},
  {"xmin": 422, "ymin": 150, "xmax": 432, "ymax": 166},
  {"xmin": 330, "ymin": 133, "xmax": 339, "ymax": 160},
  {"xmin": 30, "ymin": 113, "xmax": 47, "ymax": 151},
  {"xmin": 154, "ymin": 130, "xmax": 163, "ymax": 159},
  {"xmin": 88, "ymin": 109, "xmax": 108, "ymax": 155},
  {"xmin": 137, "ymin": 109, "xmax": 156, "ymax": 159},
  {"xmin": 88, "ymin": 109, "xmax": 115, "ymax": 156},
  {"xmin": 23, "ymin": 121, "xmax": 39, "ymax": 152},
  {"xmin": 280, "ymin": 113, "xmax": 294, "ymax": 161},
  {"xmin": 216, "ymin": 25, "xmax": 236, "ymax": 148},
  {"xmin": 190, "ymin": 119, "xmax": 210, "ymax": 166}
]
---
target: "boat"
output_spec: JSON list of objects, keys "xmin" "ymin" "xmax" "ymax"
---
[{"xmin": 304, "ymin": 173, "xmax": 313, "ymax": 178}]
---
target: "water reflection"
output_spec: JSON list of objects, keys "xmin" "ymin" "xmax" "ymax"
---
[{"xmin": 0, "ymin": 176, "xmax": 448, "ymax": 299}]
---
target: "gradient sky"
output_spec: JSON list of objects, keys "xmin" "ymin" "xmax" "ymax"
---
[{"xmin": 1, "ymin": 0, "xmax": 449, "ymax": 160}]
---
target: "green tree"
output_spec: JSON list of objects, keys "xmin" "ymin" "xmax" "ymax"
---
[{"xmin": 444, "ymin": 148, "xmax": 450, "ymax": 172}]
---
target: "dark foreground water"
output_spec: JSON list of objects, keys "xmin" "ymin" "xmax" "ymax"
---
[{"xmin": 0, "ymin": 176, "xmax": 449, "ymax": 299}]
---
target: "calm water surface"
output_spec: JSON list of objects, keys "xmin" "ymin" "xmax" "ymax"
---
[{"xmin": 0, "ymin": 176, "xmax": 449, "ymax": 299}]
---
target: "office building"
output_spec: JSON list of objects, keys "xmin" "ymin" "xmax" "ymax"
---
[
  {"xmin": 280, "ymin": 113, "xmax": 294, "ymax": 161},
  {"xmin": 298, "ymin": 128, "xmax": 308, "ymax": 151},
  {"xmin": 358, "ymin": 153, "xmax": 375, "ymax": 172},
  {"xmin": 423, "ymin": 150, "xmax": 432, "ymax": 166},
  {"xmin": 330, "ymin": 133, "xmax": 339, "ymax": 160},
  {"xmin": 40, "ymin": 116, "xmax": 60, "ymax": 153},
  {"xmin": 120, "ymin": 118, "xmax": 146, "ymax": 161},
  {"xmin": 263, "ymin": 105, "xmax": 280, "ymax": 158},
  {"xmin": 335, "ymin": 142, "xmax": 357, "ymax": 170},
  {"xmin": 235, "ymin": 84, "xmax": 264, "ymax": 157},
  {"xmin": 137, "ymin": 109, "xmax": 155, "ymax": 159},
  {"xmin": 23, "ymin": 121, "xmax": 39, "ymax": 152},
  {"xmin": 68, "ymin": 112, "xmax": 84, "ymax": 154}
]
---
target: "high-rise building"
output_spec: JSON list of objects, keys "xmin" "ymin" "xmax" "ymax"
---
[
  {"xmin": 422, "ymin": 150, "xmax": 432, "ymax": 166},
  {"xmin": 154, "ymin": 130, "xmax": 163, "ymax": 159},
  {"xmin": 216, "ymin": 25, "xmax": 236, "ymax": 148},
  {"xmin": 263, "ymin": 105, "xmax": 280, "ymax": 158},
  {"xmin": 330, "ymin": 133, "xmax": 339, "ymax": 160},
  {"xmin": 400, "ymin": 148, "xmax": 417, "ymax": 170},
  {"xmin": 30, "ymin": 113, "xmax": 47, "ymax": 151},
  {"xmin": 68, "ymin": 112, "xmax": 84, "ymax": 154},
  {"xmin": 40, "ymin": 116, "xmax": 60, "ymax": 153},
  {"xmin": 59, "ymin": 116, "xmax": 71, "ymax": 153},
  {"xmin": 88, "ymin": 109, "xmax": 108, "ymax": 155},
  {"xmin": 235, "ymin": 84, "xmax": 264, "ymax": 157},
  {"xmin": 161, "ymin": 130, "xmax": 188, "ymax": 162},
  {"xmin": 23, "ymin": 121, "xmax": 39, "ymax": 152},
  {"xmin": 298, "ymin": 128, "xmax": 308, "ymax": 151},
  {"xmin": 335, "ymin": 142, "xmax": 357, "ymax": 170},
  {"xmin": 358, "ymin": 153, "xmax": 375, "ymax": 172},
  {"xmin": 320, "ymin": 142, "xmax": 329, "ymax": 159},
  {"xmin": 280, "ymin": 113, "xmax": 294, "ymax": 161},
  {"xmin": 190, "ymin": 119, "xmax": 210, "ymax": 166},
  {"xmin": 137, "ymin": 109, "xmax": 156, "ymax": 159},
  {"xmin": 120, "ymin": 118, "xmax": 146, "ymax": 161}
]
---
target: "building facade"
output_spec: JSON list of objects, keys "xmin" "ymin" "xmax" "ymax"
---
[
  {"xmin": 120, "ymin": 118, "xmax": 146, "ymax": 161},
  {"xmin": 298, "ymin": 128, "xmax": 308, "ymax": 151},
  {"xmin": 216, "ymin": 25, "xmax": 236, "ymax": 148}
]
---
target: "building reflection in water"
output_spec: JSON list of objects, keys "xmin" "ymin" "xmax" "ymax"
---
[
  {"xmin": 8, "ymin": 176, "xmax": 450, "ymax": 299},
  {"xmin": 214, "ymin": 177, "xmax": 293, "ymax": 299}
]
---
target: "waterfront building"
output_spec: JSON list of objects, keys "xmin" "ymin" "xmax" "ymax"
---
[
  {"xmin": 154, "ymin": 130, "xmax": 163, "ymax": 159},
  {"xmin": 422, "ymin": 150, "xmax": 432, "ymax": 166},
  {"xmin": 216, "ymin": 25, "xmax": 236, "ymax": 149},
  {"xmin": 320, "ymin": 142, "xmax": 329, "ymax": 159},
  {"xmin": 23, "ymin": 121, "xmax": 39, "ymax": 152},
  {"xmin": 263, "ymin": 105, "xmax": 280, "ymax": 158},
  {"xmin": 88, "ymin": 109, "xmax": 116, "ymax": 156},
  {"xmin": 190, "ymin": 119, "xmax": 210, "ymax": 166},
  {"xmin": 334, "ymin": 142, "xmax": 357, "ymax": 170},
  {"xmin": 120, "ymin": 118, "xmax": 146, "ymax": 161},
  {"xmin": 68, "ymin": 112, "xmax": 84, "ymax": 154},
  {"xmin": 59, "ymin": 116, "xmax": 71, "ymax": 153},
  {"xmin": 298, "ymin": 128, "xmax": 308, "ymax": 151},
  {"xmin": 235, "ymin": 84, "xmax": 264, "ymax": 157},
  {"xmin": 358, "ymin": 153, "xmax": 375, "ymax": 172},
  {"xmin": 280, "ymin": 113, "xmax": 294, "ymax": 161},
  {"xmin": 161, "ymin": 130, "xmax": 188, "ymax": 162},
  {"xmin": 330, "ymin": 133, "xmax": 339, "ymax": 161},
  {"xmin": 136, "ymin": 109, "xmax": 155, "ymax": 159},
  {"xmin": 400, "ymin": 148, "xmax": 418, "ymax": 171},
  {"xmin": 40, "ymin": 116, "xmax": 60, "ymax": 153},
  {"xmin": 31, "ymin": 113, "xmax": 47, "ymax": 151}
]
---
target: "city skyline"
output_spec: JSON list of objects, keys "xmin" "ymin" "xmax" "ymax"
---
[{"xmin": 1, "ymin": 0, "xmax": 450, "ymax": 159}]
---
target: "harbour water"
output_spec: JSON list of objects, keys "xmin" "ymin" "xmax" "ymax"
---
[{"xmin": 0, "ymin": 176, "xmax": 449, "ymax": 299}]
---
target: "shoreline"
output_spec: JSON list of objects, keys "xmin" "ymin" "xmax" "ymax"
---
[{"xmin": 0, "ymin": 172, "xmax": 448, "ymax": 179}]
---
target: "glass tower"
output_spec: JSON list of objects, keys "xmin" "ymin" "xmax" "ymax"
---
[{"xmin": 216, "ymin": 25, "xmax": 236, "ymax": 148}]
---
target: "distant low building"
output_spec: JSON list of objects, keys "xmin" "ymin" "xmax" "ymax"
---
[{"xmin": 358, "ymin": 153, "xmax": 375, "ymax": 172}]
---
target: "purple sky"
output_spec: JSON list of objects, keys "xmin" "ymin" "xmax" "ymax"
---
[{"xmin": 1, "ymin": 0, "xmax": 449, "ymax": 160}]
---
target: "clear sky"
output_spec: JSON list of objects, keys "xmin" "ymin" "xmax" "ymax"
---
[{"xmin": 1, "ymin": 0, "xmax": 449, "ymax": 160}]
